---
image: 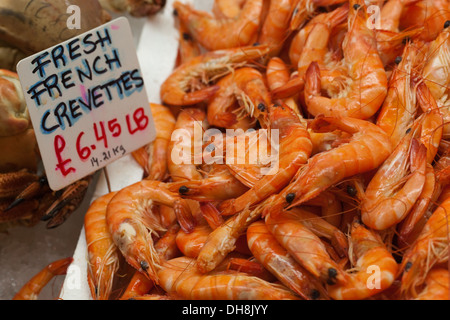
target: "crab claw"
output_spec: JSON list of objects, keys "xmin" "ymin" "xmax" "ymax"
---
[{"xmin": 41, "ymin": 175, "xmax": 92, "ymax": 228}]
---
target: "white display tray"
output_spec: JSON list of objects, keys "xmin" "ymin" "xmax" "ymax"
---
[{"xmin": 59, "ymin": 0, "xmax": 213, "ymax": 300}]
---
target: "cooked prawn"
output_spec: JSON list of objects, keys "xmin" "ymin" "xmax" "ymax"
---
[
  {"xmin": 160, "ymin": 44, "xmax": 269, "ymax": 106},
  {"xmin": 106, "ymin": 180, "xmax": 195, "ymax": 283},
  {"xmin": 247, "ymin": 220, "xmax": 329, "ymax": 300},
  {"xmin": 13, "ymin": 257, "xmax": 73, "ymax": 300},
  {"xmin": 400, "ymin": 185, "xmax": 450, "ymax": 298},
  {"xmin": 173, "ymin": 0, "xmax": 263, "ymax": 51},
  {"xmin": 219, "ymin": 103, "xmax": 312, "ymax": 216},
  {"xmin": 212, "ymin": 0, "xmax": 245, "ymax": 19},
  {"xmin": 327, "ymin": 220, "xmax": 399, "ymax": 300},
  {"xmin": 361, "ymin": 133, "xmax": 427, "ymax": 230},
  {"xmin": 176, "ymin": 220, "xmax": 212, "ymax": 258},
  {"xmin": 158, "ymin": 256, "xmax": 300, "ymax": 300},
  {"xmin": 132, "ymin": 103, "xmax": 176, "ymax": 180},
  {"xmin": 84, "ymin": 191, "xmax": 120, "ymax": 300},
  {"xmin": 265, "ymin": 116, "xmax": 392, "ymax": 216},
  {"xmin": 414, "ymin": 268, "xmax": 450, "ymax": 300},
  {"xmin": 397, "ymin": 164, "xmax": 436, "ymax": 247},
  {"xmin": 169, "ymin": 163, "xmax": 249, "ymax": 201},
  {"xmin": 196, "ymin": 202, "xmax": 263, "ymax": 273},
  {"xmin": 206, "ymin": 67, "xmax": 270, "ymax": 129},
  {"xmin": 119, "ymin": 223, "xmax": 181, "ymax": 300},
  {"xmin": 303, "ymin": 2, "xmax": 388, "ymax": 119},
  {"xmin": 257, "ymin": 0, "xmax": 293, "ymax": 57},
  {"xmin": 376, "ymin": 41, "xmax": 423, "ymax": 148},
  {"xmin": 399, "ymin": 0, "xmax": 450, "ymax": 42},
  {"xmin": 167, "ymin": 108, "xmax": 208, "ymax": 182},
  {"xmin": 265, "ymin": 208, "xmax": 348, "ymax": 286}
]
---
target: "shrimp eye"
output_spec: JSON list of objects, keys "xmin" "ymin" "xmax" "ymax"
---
[
  {"xmin": 444, "ymin": 20, "xmax": 450, "ymax": 29},
  {"xmin": 140, "ymin": 260, "xmax": 149, "ymax": 271},
  {"xmin": 179, "ymin": 186, "xmax": 190, "ymax": 194},
  {"xmin": 395, "ymin": 56, "xmax": 402, "ymax": 64},
  {"xmin": 353, "ymin": 4, "xmax": 361, "ymax": 10},
  {"xmin": 173, "ymin": 9, "xmax": 178, "ymax": 16},
  {"xmin": 327, "ymin": 268, "xmax": 338, "ymax": 285},
  {"xmin": 252, "ymin": 42, "xmax": 261, "ymax": 46},
  {"xmin": 258, "ymin": 103, "xmax": 266, "ymax": 112},
  {"xmin": 285, "ymin": 193, "xmax": 295, "ymax": 204},
  {"xmin": 310, "ymin": 289, "xmax": 320, "ymax": 300},
  {"xmin": 405, "ymin": 127, "xmax": 412, "ymax": 134},
  {"xmin": 346, "ymin": 185, "xmax": 357, "ymax": 197},
  {"xmin": 404, "ymin": 261, "xmax": 413, "ymax": 272},
  {"xmin": 182, "ymin": 32, "xmax": 192, "ymax": 41}
]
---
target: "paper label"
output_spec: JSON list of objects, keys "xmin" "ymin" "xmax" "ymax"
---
[{"xmin": 17, "ymin": 17, "xmax": 155, "ymax": 191}]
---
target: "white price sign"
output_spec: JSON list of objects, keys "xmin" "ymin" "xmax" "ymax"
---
[{"xmin": 17, "ymin": 17, "xmax": 156, "ymax": 191}]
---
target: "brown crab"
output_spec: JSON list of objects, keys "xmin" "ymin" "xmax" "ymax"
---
[
  {"xmin": 99, "ymin": 0, "xmax": 166, "ymax": 17},
  {"xmin": 0, "ymin": 69, "xmax": 92, "ymax": 229}
]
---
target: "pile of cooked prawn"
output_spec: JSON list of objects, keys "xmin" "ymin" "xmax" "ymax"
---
[{"xmin": 14, "ymin": 0, "xmax": 450, "ymax": 300}]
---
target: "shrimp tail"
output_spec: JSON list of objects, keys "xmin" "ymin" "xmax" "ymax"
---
[
  {"xmin": 199, "ymin": 202, "xmax": 224, "ymax": 230},
  {"xmin": 304, "ymin": 61, "xmax": 321, "ymax": 99},
  {"xmin": 210, "ymin": 111, "xmax": 238, "ymax": 128},
  {"xmin": 410, "ymin": 138, "xmax": 427, "ymax": 173},
  {"xmin": 270, "ymin": 76, "xmax": 305, "ymax": 101},
  {"xmin": 180, "ymin": 85, "xmax": 220, "ymax": 106},
  {"xmin": 174, "ymin": 198, "xmax": 196, "ymax": 233}
]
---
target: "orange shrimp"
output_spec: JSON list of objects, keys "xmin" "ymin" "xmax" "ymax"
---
[
  {"xmin": 106, "ymin": 180, "xmax": 195, "ymax": 283},
  {"xmin": 421, "ymin": 23, "xmax": 450, "ymax": 140},
  {"xmin": 374, "ymin": 0, "xmax": 424, "ymax": 66},
  {"xmin": 247, "ymin": 220, "xmax": 329, "ymax": 300},
  {"xmin": 206, "ymin": 67, "xmax": 271, "ymax": 129},
  {"xmin": 414, "ymin": 268, "xmax": 450, "ymax": 300},
  {"xmin": 289, "ymin": 0, "xmax": 347, "ymax": 31},
  {"xmin": 219, "ymin": 103, "xmax": 312, "ymax": 216},
  {"xmin": 376, "ymin": 41, "xmax": 423, "ymax": 148},
  {"xmin": 303, "ymin": 2, "xmax": 388, "ymax": 119},
  {"xmin": 274, "ymin": 4, "xmax": 349, "ymax": 100},
  {"xmin": 169, "ymin": 164, "xmax": 249, "ymax": 201},
  {"xmin": 196, "ymin": 203, "xmax": 263, "ymax": 273},
  {"xmin": 176, "ymin": 221, "xmax": 212, "ymax": 258},
  {"xmin": 119, "ymin": 270, "xmax": 154, "ymax": 300},
  {"xmin": 167, "ymin": 108, "xmax": 208, "ymax": 182},
  {"xmin": 397, "ymin": 164, "xmax": 436, "ymax": 247},
  {"xmin": 400, "ymin": 185, "xmax": 450, "ymax": 298},
  {"xmin": 257, "ymin": 0, "xmax": 293, "ymax": 57},
  {"xmin": 414, "ymin": 79, "xmax": 444, "ymax": 164},
  {"xmin": 172, "ymin": 0, "xmax": 263, "ymax": 51},
  {"xmin": 265, "ymin": 208, "xmax": 347, "ymax": 286},
  {"xmin": 266, "ymin": 57, "xmax": 291, "ymax": 92},
  {"xmin": 266, "ymin": 56, "xmax": 303, "ymax": 116},
  {"xmin": 265, "ymin": 116, "xmax": 392, "ymax": 216},
  {"xmin": 303, "ymin": 191, "xmax": 343, "ymax": 227},
  {"xmin": 361, "ymin": 133, "xmax": 427, "ymax": 230},
  {"xmin": 158, "ymin": 256, "xmax": 300, "ymax": 300},
  {"xmin": 160, "ymin": 44, "xmax": 269, "ymax": 106},
  {"xmin": 84, "ymin": 191, "xmax": 120, "ymax": 300},
  {"xmin": 175, "ymin": 19, "xmax": 201, "ymax": 66},
  {"xmin": 212, "ymin": 0, "xmax": 246, "ymax": 19},
  {"xmin": 288, "ymin": 5, "xmax": 348, "ymax": 70},
  {"xmin": 421, "ymin": 23, "xmax": 450, "ymax": 102},
  {"xmin": 400, "ymin": 0, "xmax": 450, "ymax": 42},
  {"xmin": 326, "ymin": 220, "xmax": 399, "ymax": 300},
  {"xmin": 13, "ymin": 257, "xmax": 73, "ymax": 300},
  {"xmin": 119, "ymin": 224, "xmax": 181, "ymax": 300},
  {"xmin": 287, "ymin": 207, "xmax": 349, "ymax": 258},
  {"xmin": 132, "ymin": 103, "xmax": 176, "ymax": 180}
]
